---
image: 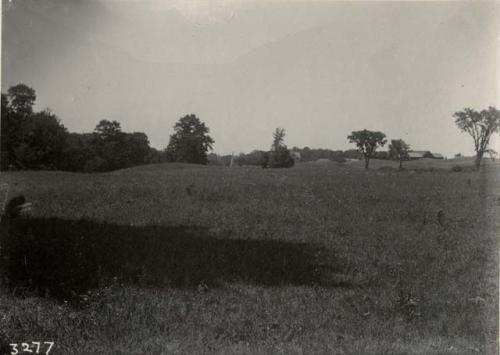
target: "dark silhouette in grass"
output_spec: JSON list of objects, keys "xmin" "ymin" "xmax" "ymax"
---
[{"xmin": 1, "ymin": 215, "xmax": 349, "ymax": 302}]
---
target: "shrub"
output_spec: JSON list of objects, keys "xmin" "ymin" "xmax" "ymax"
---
[{"xmin": 268, "ymin": 148, "xmax": 295, "ymax": 168}]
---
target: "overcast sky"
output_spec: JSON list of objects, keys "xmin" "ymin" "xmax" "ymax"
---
[{"xmin": 2, "ymin": 0, "xmax": 499, "ymax": 156}]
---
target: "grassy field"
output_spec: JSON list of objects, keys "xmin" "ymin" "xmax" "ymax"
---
[{"xmin": 0, "ymin": 159, "xmax": 498, "ymax": 354}]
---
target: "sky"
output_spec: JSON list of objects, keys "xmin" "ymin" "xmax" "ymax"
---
[{"xmin": 2, "ymin": 0, "xmax": 499, "ymax": 157}]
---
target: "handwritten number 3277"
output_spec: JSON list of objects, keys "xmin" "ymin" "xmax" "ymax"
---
[{"xmin": 9, "ymin": 342, "xmax": 54, "ymax": 355}]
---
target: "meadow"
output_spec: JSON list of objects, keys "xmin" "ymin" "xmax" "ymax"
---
[{"xmin": 0, "ymin": 159, "xmax": 498, "ymax": 354}]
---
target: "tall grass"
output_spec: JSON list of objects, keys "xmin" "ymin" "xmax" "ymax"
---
[{"xmin": 0, "ymin": 162, "xmax": 498, "ymax": 354}]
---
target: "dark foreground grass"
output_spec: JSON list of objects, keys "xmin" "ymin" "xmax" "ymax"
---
[
  {"xmin": 0, "ymin": 162, "xmax": 498, "ymax": 354},
  {"xmin": 2, "ymin": 219, "xmax": 347, "ymax": 300}
]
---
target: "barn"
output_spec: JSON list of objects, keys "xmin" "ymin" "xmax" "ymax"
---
[
  {"xmin": 408, "ymin": 151, "xmax": 434, "ymax": 160},
  {"xmin": 408, "ymin": 151, "xmax": 445, "ymax": 160}
]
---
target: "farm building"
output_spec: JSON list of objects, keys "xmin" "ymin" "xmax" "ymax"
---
[
  {"xmin": 408, "ymin": 151, "xmax": 434, "ymax": 159},
  {"xmin": 408, "ymin": 151, "xmax": 445, "ymax": 160}
]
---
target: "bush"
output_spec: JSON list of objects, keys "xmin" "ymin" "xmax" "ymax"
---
[
  {"xmin": 267, "ymin": 148, "xmax": 295, "ymax": 169},
  {"xmin": 237, "ymin": 150, "xmax": 267, "ymax": 167},
  {"xmin": 451, "ymin": 165, "xmax": 463, "ymax": 172}
]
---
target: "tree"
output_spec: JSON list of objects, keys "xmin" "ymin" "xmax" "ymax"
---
[
  {"xmin": 61, "ymin": 133, "xmax": 98, "ymax": 172},
  {"xmin": 266, "ymin": 128, "xmax": 294, "ymax": 168},
  {"xmin": 2, "ymin": 84, "xmax": 157, "ymax": 172},
  {"xmin": 122, "ymin": 132, "xmax": 151, "ymax": 166},
  {"xmin": 1, "ymin": 85, "xmax": 38, "ymax": 169},
  {"xmin": 91, "ymin": 120, "xmax": 125, "ymax": 170},
  {"xmin": 14, "ymin": 109, "xmax": 69, "ymax": 170},
  {"xmin": 272, "ymin": 128, "xmax": 286, "ymax": 152},
  {"xmin": 389, "ymin": 139, "xmax": 410, "ymax": 169},
  {"xmin": 347, "ymin": 129, "xmax": 387, "ymax": 169},
  {"xmin": 91, "ymin": 120, "xmax": 151, "ymax": 170},
  {"xmin": 454, "ymin": 107, "xmax": 500, "ymax": 170},
  {"xmin": 1, "ymin": 93, "xmax": 15, "ymax": 169},
  {"xmin": 94, "ymin": 120, "xmax": 122, "ymax": 140},
  {"xmin": 7, "ymin": 84, "xmax": 36, "ymax": 116},
  {"xmin": 165, "ymin": 114, "xmax": 214, "ymax": 165}
]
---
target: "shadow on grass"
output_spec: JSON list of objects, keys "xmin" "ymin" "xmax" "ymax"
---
[{"xmin": 2, "ymin": 217, "xmax": 349, "ymax": 301}]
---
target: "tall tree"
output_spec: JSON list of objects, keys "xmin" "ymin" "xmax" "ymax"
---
[
  {"xmin": 165, "ymin": 114, "xmax": 214, "ymax": 165},
  {"xmin": 1, "ymin": 93, "xmax": 15, "ymax": 169},
  {"xmin": 267, "ymin": 127, "xmax": 294, "ymax": 168},
  {"xmin": 389, "ymin": 139, "xmax": 410, "ymax": 169},
  {"xmin": 7, "ymin": 84, "xmax": 36, "ymax": 116},
  {"xmin": 272, "ymin": 128, "xmax": 286, "ymax": 152},
  {"xmin": 347, "ymin": 129, "xmax": 387, "ymax": 169},
  {"xmin": 454, "ymin": 107, "xmax": 500, "ymax": 170},
  {"xmin": 92, "ymin": 120, "xmax": 128, "ymax": 171},
  {"xmin": 1, "ymin": 85, "xmax": 38, "ymax": 169},
  {"xmin": 123, "ymin": 132, "xmax": 151, "ymax": 166},
  {"xmin": 14, "ymin": 109, "xmax": 69, "ymax": 170},
  {"xmin": 94, "ymin": 120, "xmax": 123, "ymax": 140}
]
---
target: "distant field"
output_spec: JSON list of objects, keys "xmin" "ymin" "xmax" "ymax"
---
[
  {"xmin": 1, "ymin": 161, "xmax": 498, "ymax": 354},
  {"xmin": 332, "ymin": 157, "xmax": 498, "ymax": 171}
]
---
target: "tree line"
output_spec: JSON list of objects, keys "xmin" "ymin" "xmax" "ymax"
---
[
  {"xmin": 0, "ymin": 84, "xmax": 298, "ymax": 171},
  {"xmin": 1, "ymin": 84, "xmax": 153, "ymax": 172},
  {"xmin": 1, "ymin": 83, "xmax": 498, "ymax": 172},
  {"xmin": 0, "ymin": 84, "xmax": 215, "ymax": 172}
]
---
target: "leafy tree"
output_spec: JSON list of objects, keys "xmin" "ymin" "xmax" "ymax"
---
[
  {"xmin": 389, "ymin": 139, "xmax": 410, "ymax": 169},
  {"xmin": 94, "ymin": 120, "xmax": 123, "ymax": 140},
  {"xmin": 14, "ymin": 109, "xmax": 69, "ymax": 170},
  {"xmin": 266, "ymin": 128, "xmax": 294, "ymax": 168},
  {"xmin": 1, "ymin": 93, "xmax": 16, "ymax": 169},
  {"xmin": 347, "ymin": 129, "xmax": 387, "ymax": 169},
  {"xmin": 63, "ymin": 129, "xmax": 151, "ymax": 173},
  {"xmin": 61, "ymin": 133, "xmax": 98, "ymax": 171},
  {"xmin": 272, "ymin": 128, "xmax": 286, "ymax": 152},
  {"xmin": 165, "ymin": 114, "xmax": 214, "ymax": 165},
  {"xmin": 92, "ymin": 120, "xmax": 150, "ymax": 171},
  {"xmin": 91, "ymin": 120, "xmax": 124, "ymax": 170},
  {"xmin": 7, "ymin": 84, "xmax": 36, "ymax": 116},
  {"xmin": 1, "ymin": 85, "xmax": 37, "ymax": 169},
  {"xmin": 454, "ymin": 107, "xmax": 500, "ymax": 170},
  {"xmin": 123, "ymin": 132, "xmax": 150, "ymax": 166},
  {"xmin": 2, "ymin": 86, "xmax": 69, "ymax": 170}
]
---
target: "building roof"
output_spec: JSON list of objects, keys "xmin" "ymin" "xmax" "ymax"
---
[{"xmin": 408, "ymin": 151, "xmax": 431, "ymax": 158}]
